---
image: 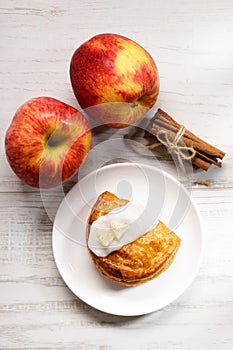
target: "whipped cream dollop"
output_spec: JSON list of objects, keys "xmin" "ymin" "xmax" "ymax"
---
[{"xmin": 88, "ymin": 200, "xmax": 158, "ymax": 257}]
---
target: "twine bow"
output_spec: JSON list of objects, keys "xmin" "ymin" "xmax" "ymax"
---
[
  {"xmin": 156, "ymin": 125, "xmax": 195, "ymax": 178},
  {"xmin": 155, "ymin": 126, "xmax": 209, "ymax": 186}
]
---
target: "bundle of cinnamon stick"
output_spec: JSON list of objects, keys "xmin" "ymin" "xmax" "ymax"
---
[{"xmin": 145, "ymin": 109, "xmax": 226, "ymax": 171}]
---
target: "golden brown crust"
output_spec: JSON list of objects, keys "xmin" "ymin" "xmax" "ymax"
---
[
  {"xmin": 87, "ymin": 191, "xmax": 129, "ymax": 227},
  {"xmin": 86, "ymin": 191, "xmax": 181, "ymax": 286}
]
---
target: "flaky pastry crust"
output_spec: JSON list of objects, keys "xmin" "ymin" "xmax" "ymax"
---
[{"xmin": 86, "ymin": 191, "xmax": 181, "ymax": 286}]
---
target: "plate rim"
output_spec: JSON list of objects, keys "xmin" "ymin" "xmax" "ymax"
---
[{"xmin": 52, "ymin": 162, "xmax": 204, "ymax": 316}]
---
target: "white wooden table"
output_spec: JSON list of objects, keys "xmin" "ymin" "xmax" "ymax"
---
[{"xmin": 1, "ymin": 0, "xmax": 233, "ymax": 348}]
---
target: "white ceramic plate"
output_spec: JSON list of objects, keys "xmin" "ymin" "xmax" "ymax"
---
[{"xmin": 52, "ymin": 163, "xmax": 204, "ymax": 316}]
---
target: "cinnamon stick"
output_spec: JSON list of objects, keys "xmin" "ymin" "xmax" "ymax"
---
[
  {"xmin": 192, "ymin": 156, "xmax": 211, "ymax": 171},
  {"xmin": 151, "ymin": 124, "xmax": 223, "ymax": 163},
  {"xmin": 146, "ymin": 109, "xmax": 226, "ymax": 171},
  {"xmin": 155, "ymin": 109, "xmax": 225, "ymax": 159},
  {"xmin": 195, "ymin": 150, "xmax": 221, "ymax": 168}
]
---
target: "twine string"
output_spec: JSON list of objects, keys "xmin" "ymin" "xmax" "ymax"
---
[
  {"xmin": 151, "ymin": 125, "xmax": 210, "ymax": 186},
  {"xmin": 156, "ymin": 125, "xmax": 195, "ymax": 178}
]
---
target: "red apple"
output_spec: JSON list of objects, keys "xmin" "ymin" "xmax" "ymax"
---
[
  {"xmin": 70, "ymin": 33, "xmax": 160, "ymax": 128},
  {"xmin": 5, "ymin": 97, "xmax": 92, "ymax": 188}
]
